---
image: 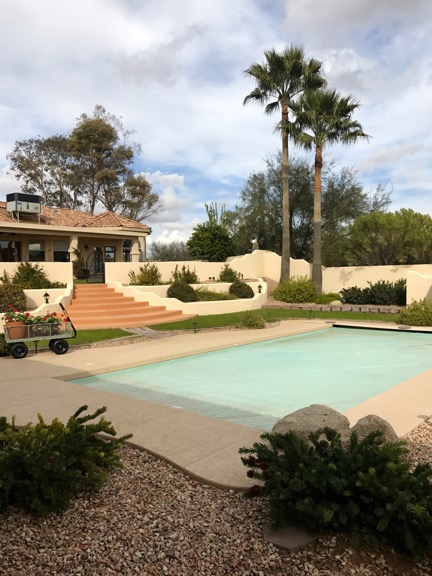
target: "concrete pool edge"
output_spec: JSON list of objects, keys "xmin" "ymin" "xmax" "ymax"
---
[{"xmin": 1, "ymin": 319, "xmax": 431, "ymax": 488}]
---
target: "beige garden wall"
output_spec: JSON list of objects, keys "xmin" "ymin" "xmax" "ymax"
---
[
  {"xmin": 110, "ymin": 280, "xmax": 267, "ymax": 315},
  {"xmin": 0, "ymin": 262, "xmax": 73, "ymax": 284}
]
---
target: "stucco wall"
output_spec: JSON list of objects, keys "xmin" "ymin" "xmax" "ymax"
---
[
  {"xmin": 0, "ymin": 262, "xmax": 73, "ymax": 283},
  {"xmin": 110, "ymin": 280, "xmax": 267, "ymax": 315}
]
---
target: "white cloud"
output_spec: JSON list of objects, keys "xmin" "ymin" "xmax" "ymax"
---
[{"xmin": 1, "ymin": 0, "xmax": 432, "ymax": 236}]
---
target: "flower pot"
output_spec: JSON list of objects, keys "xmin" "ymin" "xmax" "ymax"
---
[{"xmin": 5, "ymin": 321, "xmax": 27, "ymax": 340}]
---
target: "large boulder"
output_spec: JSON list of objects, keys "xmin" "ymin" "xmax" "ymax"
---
[
  {"xmin": 272, "ymin": 404, "xmax": 351, "ymax": 442},
  {"xmin": 352, "ymin": 414, "xmax": 399, "ymax": 443}
]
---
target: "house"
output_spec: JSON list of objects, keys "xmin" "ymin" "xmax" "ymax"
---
[{"xmin": 0, "ymin": 194, "xmax": 151, "ymax": 277}]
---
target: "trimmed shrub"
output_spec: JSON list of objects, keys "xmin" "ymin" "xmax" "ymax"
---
[
  {"xmin": 229, "ymin": 280, "xmax": 254, "ymax": 299},
  {"xmin": 128, "ymin": 263, "xmax": 162, "ymax": 285},
  {"xmin": 340, "ymin": 285, "xmax": 371, "ymax": 305},
  {"xmin": 0, "ymin": 334, "xmax": 10, "ymax": 356},
  {"xmin": 0, "ymin": 262, "xmax": 66, "ymax": 289},
  {"xmin": 273, "ymin": 276, "xmax": 317, "ymax": 303},
  {"xmin": 171, "ymin": 264, "xmax": 198, "ymax": 284},
  {"xmin": 195, "ymin": 287, "xmax": 237, "ymax": 301},
  {"xmin": 167, "ymin": 281, "xmax": 198, "ymax": 302},
  {"xmin": 239, "ymin": 310, "xmax": 265, "ymax": 329},
  {"xmin": 240, "ymin": 428, "xmax": 432, "ymax": 558},
  {"xmin": 218, "ymin": 264, "xmax": 239, "ymax": 283},
  {"xmin": 399, "ymin": 299, "xmax": 432, "ymax": 326},
  {"xmin": 0, "ymin": 284, "xmax": 27, "ymax": 313},
  {"xmin": 314, "ymin": 292, "xmax": 341, "ymax": 305},
  {"xmin": 0, "ymin": 405, "xmax": 132, "ymax": 516},
  {"xmin": 341, "ymin": 279, "xmax": 406, "ymax": 306},
  {"xmin": 73, "ymin": 257, "xmax": 86, "ymax": 279}
]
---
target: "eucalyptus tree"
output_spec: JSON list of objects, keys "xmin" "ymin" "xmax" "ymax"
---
[
  {"xmin": 243, "ymin": 45, "xmax": 325, "ymax": 281},
  {"xmin": 290, "ymin": 89, "xmax": 369, "ymax": 293}
]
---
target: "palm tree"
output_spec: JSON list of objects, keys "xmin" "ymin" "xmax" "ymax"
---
[
  {"xmin": 243, "ymin": 45, "xmax": 325, "ymax": 282},
  {"xmin": 290, "ymin": 89, "xmax": 370, "ymax": 293}
]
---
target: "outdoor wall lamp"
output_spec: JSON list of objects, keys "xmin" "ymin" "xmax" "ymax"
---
[
  {"xmin": 258, "ymin": 284, "xmax": 262, "ymax": 293},
  {"xmin": 193, "ymin": 321, "xmax": 198, "ymax": 333},
  {"xmin": 43, "ymin": 292, "xmax": 50, "ymax": 304}
]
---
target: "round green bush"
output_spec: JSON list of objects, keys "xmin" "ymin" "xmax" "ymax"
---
[
  {"xmin": 399, "ymin": 299, "xmax": 432, "ymax": 326},
  {"xmin": 239, "ymin": 310, "xmax": 265, "ymax": 329},
  {"xmin": 167, "ymin": 281, "xmax": 198, "ymax": 302},
  {"xmin": 229, "ymin": 280, "xmax": 254, "ymax": 299},
  {"xmin": 273, "ymin": 276, "xmax": 317, "ymax": 303},
  {"xmin": 0, "ymin": 285, "xmax": 27, "ymax": 313}
]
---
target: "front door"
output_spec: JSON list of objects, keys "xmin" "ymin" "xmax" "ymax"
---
[{"xmin": 85, "ymin": 248, "xmax": 105, "ymax": 283}]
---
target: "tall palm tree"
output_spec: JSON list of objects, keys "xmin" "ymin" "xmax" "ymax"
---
[
  {"xmin": 243, "ymin": 45, "xmax": 325, "ymax": 282},
  {"xmin": 290, "ymin": 89, "xmax": 370, "ymax": 294}
]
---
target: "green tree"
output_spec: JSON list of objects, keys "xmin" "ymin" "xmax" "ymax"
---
[
  {"xmin": 187, "ymin": 204, "xmax": 233, "ymax": 262},
  {"xmin": 347, "ymin": 209, "xmax": 432, "ymax": 265},
  {"xmin": 224, "ymin": 153, "xmax": 390, "ymax": 263},
  {"xmin": 7, "ymin": 105, "xmax": 160, "ymax": 220},
  {"xmin": 244, "ymin": 45, "xmax": 325, "ymax": 282},
  {"xmin": 7, "ymin": 135, "xmax": 75, "ymax": 208},
  {"xmin": 289, "ymin": 89, "xmax": 369, "ymax": 293}
]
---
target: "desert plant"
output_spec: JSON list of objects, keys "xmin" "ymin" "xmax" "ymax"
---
[
  {"xmin": 195, "ymin": 287, "xmax": 237, "ymax": 301},
  {"xmin": 273, "ymin": 276, "xmax": 317, "ymax": 303},
  {"xmin": 167, "ymin": 281, "xmax": 198, "ymax": 302},
  {"xmin": 239, "ymin": 310, "xmax": 266, "ymax": 329},
  {"xmin": 171, "ymin": 264, "xmax": 198, "ymax": 284},
  {"xmin": 229, "ymin": 280, "xmax": 254, "ymax": 299},
  {"xmin": 0, "ymin": 285, "xmax": 27, "ymax": 313},
  {"xmin": 128, "ymin": 263, "xmax": 162, "ymax": 285},
  {"xmin": 240, "ymin": 428, "xmax": 432, "ymax": 558},
  {"xmin": 218, "ymin": 264, "xmax": 239, "ymax": 283},
  {"xmin": 0, "ymin": 405, "xmax": 132, "ymax": 516},
  {"xmin": 399, "ymin": 299, "xmax": 432, "ymax": 326}
]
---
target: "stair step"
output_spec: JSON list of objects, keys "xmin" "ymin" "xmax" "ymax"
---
[{"xmin": 68, "ymin": 283, "xmax": 195, "ymax": 329}]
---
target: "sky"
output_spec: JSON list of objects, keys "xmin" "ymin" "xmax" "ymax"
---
[{"xmin": 1, "ymin": 0, "xmax": 432, "ymax": 249}]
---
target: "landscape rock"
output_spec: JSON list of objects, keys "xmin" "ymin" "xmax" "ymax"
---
[
  {"xmin": 271, "ymin": 404, "xmax": 351, "ymax": 442},
  {"xmin": 352, "ymin": 414, "xmax": 399, "ymax": 443}
]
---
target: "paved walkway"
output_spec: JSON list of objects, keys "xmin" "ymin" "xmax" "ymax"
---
[{"xmin": 2, "ymin": 319, "xmax": 432, "ymax": 489}]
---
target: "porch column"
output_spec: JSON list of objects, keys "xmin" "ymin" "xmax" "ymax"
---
[
  {"xmin": 68, "ymin": 235, "xmax": 79, "ymax": 262},
  {"xmin": 139, "ymin": 236, "xmax": 147, "ymax": 261},
  {"xmin": 131, "ymin": 238, "xmax": 140, "ymax": 262}
]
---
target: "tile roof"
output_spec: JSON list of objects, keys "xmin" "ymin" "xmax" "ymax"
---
[{"xmin": 0, "ymin": 201, "xmax": 151, "ymax": 233}]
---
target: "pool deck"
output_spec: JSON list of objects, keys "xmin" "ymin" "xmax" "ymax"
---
[{"xmin": 2, "ymin": 319, "xmax": 432, "ymax": 490}]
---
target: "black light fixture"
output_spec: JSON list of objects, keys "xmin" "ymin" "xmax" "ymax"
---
[
  {"xmin": 258, "ymin": 284, "xmax": 262, "ymax": 293},
  {"xmin": 193, "ymin": 321, "xmax": 198, "ymax": 333},
  {"xmin": 43, "ymin": 292, "xmax": 50, "ymax": 304}
]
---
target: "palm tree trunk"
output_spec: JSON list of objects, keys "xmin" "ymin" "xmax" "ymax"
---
[
  {"xmin": 312, "ymin": 146, "xmax": 323, "ymax": 294},
  {"xmin": 280, "ymin": 105, "xmax": 290, "ymax": 282}
]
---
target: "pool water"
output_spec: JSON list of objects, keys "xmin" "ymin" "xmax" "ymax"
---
[{"xmin": 70, "ymin": 327, "xmax": 432, "ymax": 430}]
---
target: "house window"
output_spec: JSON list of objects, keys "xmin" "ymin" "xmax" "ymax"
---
[
  {"xmin": 0, "ymin": 240, "xmax": 21, "ymax": 262},
  {"xmin": 53, "ymin": 240, "xmax": 70, "ymax": 262},
  {"xmin": 29, "ymin": 241, "xmax": 45, "ymax": 262},
  {"xmin": 104, "ymin": 245, "xmax": 116, "ymax": 262}
]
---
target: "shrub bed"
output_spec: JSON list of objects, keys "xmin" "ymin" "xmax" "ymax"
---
[
  {"xmin": 341, "ymin": 279, "xmax": 406, "ymax": 306},
  {"xmin": 0, "ymin": 405, "xmax": 131, "ymax": 516},
  {"xmin": 240, "ymin": 428, "xmax": 432, "ymax": 558},
  {"xmin": 273, "ymin": 276, "xmax": 317, "ymax": 303}
]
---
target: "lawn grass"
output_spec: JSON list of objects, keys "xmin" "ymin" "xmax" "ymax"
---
[
  {"xmin": 150, "ymin": 308, "xmax": 401, "ymax": 331},
  {"xmin": 26, "ymin": 328, "xmax": 131, "ymax": 350}
]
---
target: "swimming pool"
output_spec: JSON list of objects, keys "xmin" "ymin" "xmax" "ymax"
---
[{"xmin": 70, "ymin": 327, "xmax": 432, "ymax": 430}]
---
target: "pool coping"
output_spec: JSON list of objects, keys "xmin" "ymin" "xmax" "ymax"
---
[{"xmin": 1, "ymin": 319, "xmax": 432, "ymax": 489}]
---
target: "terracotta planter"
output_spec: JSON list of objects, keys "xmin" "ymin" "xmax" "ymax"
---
[{"xmin": 5, "ymin": 321, "xmax": 27, "ymax": 340}]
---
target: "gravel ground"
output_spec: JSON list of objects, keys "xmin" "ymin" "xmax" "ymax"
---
[{"xmin": 1, "ymin": 419, "xmax": 432, "ymax": 575}]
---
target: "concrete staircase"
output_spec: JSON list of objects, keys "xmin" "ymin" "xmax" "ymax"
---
[{"xmin": 66, "ymin": 284, "xmax": 195, "ymax": 330}]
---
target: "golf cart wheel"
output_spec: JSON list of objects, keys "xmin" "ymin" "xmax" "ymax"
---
[
  {"xmin": 8, "ymin": 342, "xmax": 29, "ymax": 359},
  {"xmin": 50, "ymin": 339, "xmax": 69, "ymax": 355}
]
